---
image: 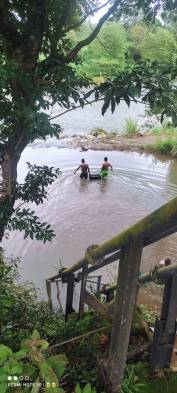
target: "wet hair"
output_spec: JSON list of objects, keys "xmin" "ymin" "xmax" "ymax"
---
[
  {"xmin": 104, "ymin": 157, "xmax": 108, "ymax": 161},
  {"xmin": 81, "ymin": 158, "xmax": 85, "ymax": 163}
]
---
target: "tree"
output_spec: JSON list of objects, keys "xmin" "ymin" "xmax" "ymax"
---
[
  {"xmin": 0, "ymin": 0, "xmax": 122, "ymax": 242},
  {"xmin": 0, "ymin": 0, "xmax": 176, "ymax": 243},
  {"xmin": 130, "ymin": 24, "xmax": 177, "ymax": 64},
  {"xmin": 77, "ymin": 22, "xmax": 129, "ymax": 77}
]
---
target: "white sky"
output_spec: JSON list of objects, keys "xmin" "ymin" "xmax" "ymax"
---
[{"xmin": 90, "ymin": 1, "xmax": 110, "ymax": 23}]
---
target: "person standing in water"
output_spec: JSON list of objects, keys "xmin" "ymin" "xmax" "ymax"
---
[
  {"xmin": 100, "ymin": 157, "xmax": 113, "ymax": 178},
  {"xmin": 74, "ymin": 158, "xmax": 90, "ymax": 179}
]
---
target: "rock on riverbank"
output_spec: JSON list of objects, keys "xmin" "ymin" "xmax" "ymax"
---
[{"xmin": 70, "ymin": 133, "xmax": 156, "ymax": 153}]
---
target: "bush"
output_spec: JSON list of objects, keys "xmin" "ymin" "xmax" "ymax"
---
[
  {"xmin": 0, "ymin": 254, "xmax": 63, "ymax": 351},
  {"xmin": 90, "ymin": 128, "xmax": 108, "ymax": 137},
  {"xmin": 124, "ymin": 118, "xmax": 139, "ymax": 137},
  {"xmin": 151, "ymin": 125, "xmax": 177, "ymax": 136},
  {"xmin": 153, "ymin": 139, "xmax": 173, "ymax": 154},
  {"xmin": 90, "ymin": 128, "xmax": 117, "ymax": 138}
]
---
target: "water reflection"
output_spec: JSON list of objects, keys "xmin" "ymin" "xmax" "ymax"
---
[
  {"xmin": 78, "ymin": 178, "xmax": 89, "ymax": 193},
  {"xmin": 99, "ymin": 178, "xmax": 109, "ymax": 193}
]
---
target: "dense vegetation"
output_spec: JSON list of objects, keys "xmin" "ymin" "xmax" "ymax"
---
[
  {"xmin": 1, "ymin": 256, "xmax": 177, "ymax": 393},
  {"xmin": 76, "ymin": 21, "xmax": 177, "ymax": 78}
]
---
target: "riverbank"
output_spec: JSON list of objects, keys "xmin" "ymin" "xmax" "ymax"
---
[{"xmin": 70, "ymin": 132, "xmax": 177, "ymax": 158}]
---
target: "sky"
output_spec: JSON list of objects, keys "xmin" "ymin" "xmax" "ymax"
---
[{"xmin": 90, "ymin": 0, "xmax": 110, "ymax": 23}]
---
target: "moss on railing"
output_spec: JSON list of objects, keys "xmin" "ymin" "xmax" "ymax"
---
[{"xmin": 64, "ymin": 196, "xmax": 177, "ymax": 274}]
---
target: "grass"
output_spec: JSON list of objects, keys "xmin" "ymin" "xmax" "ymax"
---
[
  {"xmin": 146, "ymin": 125, "xmax": 177, "ymax": 156},
  {"xmin": 149, "ymin": 138, "xmax": 177, "ymax": 156},
  {"xmin": 124, "ymin": 118, "xmax": 139, "ymax": 137},
  {"xmin": 90, "ymin": 128, "xmax": 117, "ymax": 138},
  {"xmin": 133, "ymin": 362, "xmax": 177, "ymax": 393}
]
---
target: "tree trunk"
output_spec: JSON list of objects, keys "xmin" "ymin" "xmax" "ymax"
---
[{"xmin": 0, "ymin": 151, "xmax": 19, "ymax": 242}]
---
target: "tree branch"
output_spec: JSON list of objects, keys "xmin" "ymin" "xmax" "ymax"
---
[
  {"xmin": 50, "ymin": 98, "xmax": 104, "ymax": 120},
  {"xmin": 67, "ymin": 0, "xmax": 121, "ymax": 60},
  {"xmin": 64, "ymin": 0, "xmax": 111, "ymax": 33},
  {"xmin": 50, "ymin": 97, "xmax": 143, "ymax": 121}
]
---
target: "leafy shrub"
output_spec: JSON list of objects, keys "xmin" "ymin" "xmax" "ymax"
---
[
  {"xmin": 153, "ymin": 139, "xmax": 173, "ymax": 154},
  {"xmin": 124, "ymin": 118, "xmax": 139, "ymax": 137},
  {"xmin": 0, "ymin": 255, "xmax": 63, "ymax": 350},
  {"xmin": 0, "ymin": 329, "xmax": 67, "ymax": 393},
  {"xmin": 90, "ymin": 128, "xmax": 108, "ymax": 137},
  {"xmin": 75, "ymin": 383, "xmax": 102, "ymax": 393},
  {"xmin": 120, "ymin": 366, "xmax": 146, "ymax": 393}
]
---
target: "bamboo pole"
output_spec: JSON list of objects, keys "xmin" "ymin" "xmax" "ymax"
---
[
  {"xmin": 63, "ymin": 196, "xmax": 177, "ymax": 275},
  {"xmin": 102, "ymin": 262, "xmax": 177, "ymax": 294}
]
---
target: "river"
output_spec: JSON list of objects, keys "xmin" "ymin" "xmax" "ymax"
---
[
  {"xmin": 2, "ymin": 146, "xmax": 177, "ymax": 306},
  {"xmin": 51, "ymin": 98, "xmax": 147, "ymax": 136}
]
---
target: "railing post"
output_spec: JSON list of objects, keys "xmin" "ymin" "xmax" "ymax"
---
[
  {"xmin": 109, "ymin": 241, "xmax": 143, "ymax": 393},
  {"xmin": 79, "ymin": 264, "xmax": 88, "ymax": 316},
  {"xmin": 150, "ymin": 275, "xmax": 177, "ymax": 370},
  {"xmin": 65, "ymin": 273, "xmax": 75, "ymax": 321},
  {"xmin": 46, "ymin": 280, "xmax": 53, "ymax": 310},
  {"xmin": 106, "ymin": 290, "xmax": 114, "ymax": 303},
  {"xmin": 96, "ymin": 275, "xmax": 102, "ymax": 299}
]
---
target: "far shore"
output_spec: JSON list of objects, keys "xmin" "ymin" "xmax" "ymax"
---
[{"xmin": 69, "ymin": 132, "xmax": 175, "ymax": 158}]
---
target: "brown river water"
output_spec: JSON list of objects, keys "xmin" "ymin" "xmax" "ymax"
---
[{"xmin": 2, "ymin": 146, "xmax": 177, "ymax": 307}]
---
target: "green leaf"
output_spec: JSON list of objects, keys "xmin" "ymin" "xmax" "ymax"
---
[
  {"xmin": 31, "ymin": 378, "xmax": 40, "ymax": 393},
  {"xmin": 83, "ymin": 384, "xmax": 92, "ymax": 393},
  {"xmin": 14, "ymin": 348, "xmax": 28, "ymax": 360},
  {"xmin": 47, "ymin": 354, "xmax": 68, "ymax": 380},
  {"xmin": 0, "ymin": 382, "xmax": 7, "ymax": 393},
  {"xmin": 10, "ymin": 362, "xmax": 23, "ymax": 375},
  {"xmin": 0, "ymin": 345, "xmax": 12, "ymax": 365},
  {"xmin": 31, "ymin": 329, "xmax": 40, "ymax": 340},
  {"xmin": 75, "ymin": 384, "xmax": 82, "ymax": 393}
]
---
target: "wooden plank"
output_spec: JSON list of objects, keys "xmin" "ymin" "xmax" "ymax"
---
[
  {"xmin": 166, "ymin": 276, "xmax": 177, "ymax": 333},
  {"xmin": 83, "ymin": 290, "xmax": 112, "ymax": 321},
  {"xmin": 109, "ymin": 241, "xmax": 143, "ymax": 393},
  {"xmin": 150, "ymin": 276, "xmax": 177, "ymax": 370},
  {"xmin": 65, "ymin": 273, "xmax": 75, "ymax": 321}
]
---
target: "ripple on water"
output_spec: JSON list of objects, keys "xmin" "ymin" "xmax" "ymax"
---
[{"xmin": 3, "ymin": 148, "xmax": 177, "ymax": 296}]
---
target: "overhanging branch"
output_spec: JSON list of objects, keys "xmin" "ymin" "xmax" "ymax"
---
[
  {"xmin": 67, "ymin": 0, "xmax": 121, "ymax": 60},
  {"xmin": 64, "ymin": 0, "xmax": 111, "ymax": 33}
]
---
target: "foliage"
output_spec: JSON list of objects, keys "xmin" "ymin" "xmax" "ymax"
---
[
  {"xmin": 1, "ymin": 164, "xmax": 61, "ymax": 242},
  {"xmin": 120, "ymin": 366, "xmax": 146, "ymax": 393},
  {"xmin": 78, "ymin": 22, "xmax": 129, "ymax": 77},
  {"xmin": 129, "ymin": 24, "xmax": 177, "ymax": 64},
  {"xmin": 0, "ymin": 329, "xmax": 67, "ymax": 393},
  {"xmin": 0, "ymin": 258, "xmax": 105, "ymax": 391},
  {"xmin": 0, "ymin": 257, "xmax": 63, "ymax": 350},
  {"xmin": 90, "ymin": 128, "xmax": 108, "ymax": 137},
  {"xmin": 75, "ymin": 383, "xmax": 102, "ymax": 393},
  {"xmin": 138, "ymin": 304, "xmax": 157, "ymax": 325},
  {"xmin": 88, "ymin": 59, "xmax": 177, "ymax": 125},
  {"xmin": 151, "ymin": 139, "xmax": 177, "ymax": 156},
  {"xmin": 123, "ymin": 118, "xmax": 139, "ymax": 136}
]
